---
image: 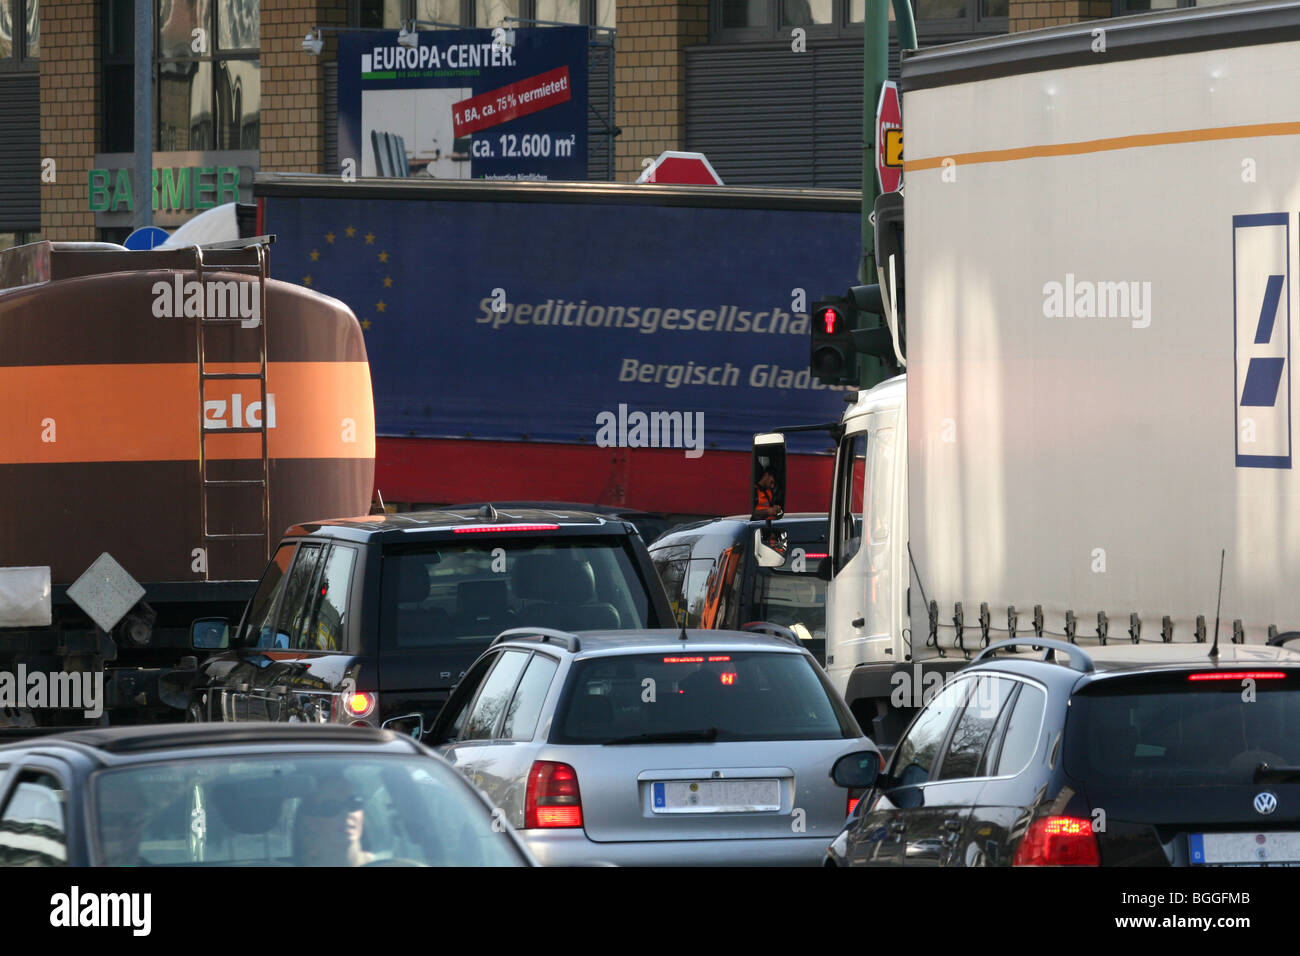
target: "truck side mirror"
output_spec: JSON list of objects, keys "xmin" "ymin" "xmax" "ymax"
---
[
  {"xmin": 191, "ymin": 617, "xmax": 230, "ymax": 650},
  {"xmin": 751, "ymin": 432, "xmax": 787, "ymax": 521}
]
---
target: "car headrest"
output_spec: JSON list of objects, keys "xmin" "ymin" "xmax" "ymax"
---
[
  {"xmin": 399, "ymin": 561, "xmax": 431, "ymax": 604},
  {"xmin": 211, "ymin": 774, "xmax": 312, "ymax": 834},
  {"xmin": 457, "ymin": 578, "xmax": 508, "ymax": 615},
  {"xmin": 514, "ymin": 555, "xmax": 597, "ymax": 603}
]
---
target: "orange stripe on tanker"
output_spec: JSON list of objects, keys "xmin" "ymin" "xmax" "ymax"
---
[{"xmin": 0, "ymin": 361, "xmax": 375, "ymax": 464}]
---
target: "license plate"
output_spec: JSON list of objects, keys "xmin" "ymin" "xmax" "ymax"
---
[
  {"xmin": 1190, "ymin": 831, "xmax": 1300, "ymax": 865},
  {"xmin": 651, "ymin": 779, "xmax": 781, "ymax": 813}
]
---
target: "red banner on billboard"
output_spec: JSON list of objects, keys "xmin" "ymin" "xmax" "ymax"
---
[{"xmin": 452, "ymin": 66, "xmax": 573, "ymax": 138}]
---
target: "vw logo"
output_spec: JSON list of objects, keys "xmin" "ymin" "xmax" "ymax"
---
[{"xmin": 1254, "ymin": 791, "xmax": 1279, "ymax": 815}]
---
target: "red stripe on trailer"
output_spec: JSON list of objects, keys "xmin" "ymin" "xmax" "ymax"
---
[{"xmin": 373, "ymin": 437, "xmax": 834, "ymax": 516}]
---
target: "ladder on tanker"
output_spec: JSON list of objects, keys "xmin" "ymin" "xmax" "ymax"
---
[{"xmin": 193, "ymin": 240, "xmax": 273, "ymax": 580}]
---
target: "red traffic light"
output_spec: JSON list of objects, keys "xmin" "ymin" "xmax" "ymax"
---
[{"xmin": 818, "ymin": 306, "xmax": 845, "ymax": 335}]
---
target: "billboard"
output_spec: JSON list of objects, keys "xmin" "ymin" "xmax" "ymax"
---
[
  {"xmin": 337, "ymin": 27, "xmax": 588, "ymax": 182},
  {"xmin": 270, "ymin": 188, "xmax": 859, "ymax": 456}
]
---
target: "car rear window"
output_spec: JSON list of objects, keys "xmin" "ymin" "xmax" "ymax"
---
[
  {"xmin": 381, "ymin": 537, "xmax": 656, "ymax": 650},
  {"xmin": 92, "ymin": 755, "xmax": 526, "ymax": 866},
  {"xmin": 1064, "ymin": 669, "xmax": 1300, "ymax": 786},
  {"xmin": 550, "ymin": 650, "xmax": 858, "ymax": 743}
]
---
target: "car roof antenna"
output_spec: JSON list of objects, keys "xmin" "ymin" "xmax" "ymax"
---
[{"xmin": 1210, "ymin": 548, "xmax": 1225, "ymax": 660}]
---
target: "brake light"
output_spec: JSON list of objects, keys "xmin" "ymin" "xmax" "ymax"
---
[
  {"xmin": 525, "ymin": 761, "xmax": 583, "ymax": 829},
  {"xmin": 343, "ymin": 691, "xmax": 376, "ymax": 718},
  {"xmin": 1187, "ymin": 671, "xmax": 1286, "ymax": 681},
  {"xmin": 847, "ymin": 794, "xmax": 861, "ymax": 815},
  {"xmin": 453, "ymin": 524, "xmax": 561, "ymax": 533},
  {"xmin": 720, "ymin": 672, "xmax": 737, "ymax": 685},
  {"xmin": 1012, "ymin": 816, "xmax": 1100, "ymax": 866},
  {"xmin": 662, "ymin": 655, "xmax": 731, "ymax": 664},
  {"xmin": 804, "ymin": 552, "xmax": 828, "ymax": 559}
]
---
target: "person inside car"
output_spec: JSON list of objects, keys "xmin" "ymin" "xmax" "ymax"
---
[{"xmin": 293, "ymin": 775, "xmax": 376, "ymax": 866}]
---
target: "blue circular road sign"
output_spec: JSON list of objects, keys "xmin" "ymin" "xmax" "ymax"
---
[{"xmin": 123, "ymin": 226, "xmax": 171, "ymax": 250}]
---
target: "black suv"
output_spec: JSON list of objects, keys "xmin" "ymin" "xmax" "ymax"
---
[
  {"xmin": 188, "ymin": 507, "xmax": 675, "ymax": 733},
  {"xmin": 828, "ymin": 637, "xmax": 1300, "ymax": 866}
]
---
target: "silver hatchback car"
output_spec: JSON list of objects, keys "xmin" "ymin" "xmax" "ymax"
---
[{"xmin": 422, "ymin": 627, "xmax": 880, "ymax": 865}]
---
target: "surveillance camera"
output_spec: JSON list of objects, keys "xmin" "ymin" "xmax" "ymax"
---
[
  {"xmin": 397, "ymin": 26, "xmax": 417, "ymax": 49},
  {"xmin": 301, "ymin": 29, "xmax": 323, "ymax": 55}
]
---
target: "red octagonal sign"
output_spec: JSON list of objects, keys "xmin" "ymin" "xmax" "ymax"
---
[
  {"xmin": 876, "ymin": 81, "xmax": 902, "ymax": 194},
  {"xmin": 636, "ymin": 151, "xmax": 724, "ymax": 186}
]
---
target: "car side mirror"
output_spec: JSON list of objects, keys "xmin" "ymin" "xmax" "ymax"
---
[
  {"xmin": 381, "ymin": 712, "xmax": 426, "ymax": 739},
  {"xmin": 832, "ymin": 751, "xmax": 881, "ymax": 789},
  {"xmin": 191, "ymin": 617, "xmax": 230, "ymax": 650},
  {"xmin": 753, "ymin": 529, "xmax": 786, "ymax": 568}
]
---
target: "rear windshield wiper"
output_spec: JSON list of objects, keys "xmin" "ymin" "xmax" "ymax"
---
[
  {"xmin": 602, "ymin": 728, "xmax": 719, "ymax": 746},
  {"xmin": 1253, "ymin": 763, "xmax": 1300, "ymax": 784}
]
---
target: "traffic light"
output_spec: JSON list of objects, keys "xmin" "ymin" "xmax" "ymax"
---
[
  {"xmin": 848, "ymin": 284, "xmax": 897, "ymax": 363},
  {"xmin": 811, "ymin": 296, "xmax": 856, "ymax": 385}
]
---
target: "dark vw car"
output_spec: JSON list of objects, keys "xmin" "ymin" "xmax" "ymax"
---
[
  {"xmin": 828, "ymin": 638, "xmax": 1300, "ymax": 866},
  {"xmin": 650, "ymin": 514, "xmax": 833, "ymax": 664},
  {"xmin": 188, "ymin": 507, "xmax": 675, "ymax": 733}
]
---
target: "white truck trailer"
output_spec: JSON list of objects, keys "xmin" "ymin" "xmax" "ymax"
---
[{"xmin": 764, "ymin": 0, "xmax": 1300, "ymax": 746}]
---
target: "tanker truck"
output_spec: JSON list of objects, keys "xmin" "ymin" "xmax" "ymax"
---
[{"xmin": 0, "ymin": 238, "xmax": 375, "ymax": 727}]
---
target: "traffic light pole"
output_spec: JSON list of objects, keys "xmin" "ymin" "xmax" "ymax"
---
[{"xmin": 859, "ymin": 0, "xmax": 917, "ymax": 384}]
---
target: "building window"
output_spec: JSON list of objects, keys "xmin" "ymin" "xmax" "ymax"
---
[
  {"xmin": 0, "ymin": 0, "xmax": 39, "ymax": 70},
  {"xmin": 101, "ymin": 0, "xmax": 259, "ymax": 153},
  {"xmin": 714, "ymin": 0, "xmax": 1005, "ymax": 41},
  {"xmin": 0, "ymin": 230, "xmax": 41, "ymax": 251},
  {"xmin": 352, "ymin": 0, "xmax": 611, "ymax": 29},
  {"xmin": 1113, "ymin": 0, "xmax": 1233, "ymax": 9}
]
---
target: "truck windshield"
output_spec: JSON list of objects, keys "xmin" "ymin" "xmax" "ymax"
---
[{"xmin": 381, "ymin": 537, "xmax": 654, "ymax": 648}]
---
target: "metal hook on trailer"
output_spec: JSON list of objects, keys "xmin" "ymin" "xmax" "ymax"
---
[
  {"xmin": 927, "ymin": 600, "xmax": 942, "ymax": 656},
  {"xmin": 953, "ymin": 602, "xmax": 966, "ymax": 658}
]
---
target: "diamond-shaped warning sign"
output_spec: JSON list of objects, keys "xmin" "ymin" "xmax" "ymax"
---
[{"xmin": 67, "ymin": 552, "xmax": 145, "ymax": 634}]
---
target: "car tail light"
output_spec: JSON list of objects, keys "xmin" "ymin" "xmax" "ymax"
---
[
  {"xmin": 1187, "ymin": 671, "xmax": 1286, "ymax": 681},
  {"xmin": 342, "ymin": 691, "xmax": 376, "ymax": 719},
  {"xmin": 453, "ymin": 524, "xmax": 560, "ymax": 533},
  {"xmin": 1012, "ymin": 816, "xmax": 1100, "ymax": 866},
  {"xmin": 847, "ymin": 793, "xmax": 862, "ymax": 816},
  {"xmin": 525, "ymin": 761, "xmax": 583, "ymax": 829}
]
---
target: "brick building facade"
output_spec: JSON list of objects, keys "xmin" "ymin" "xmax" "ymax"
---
[{"xmin": 8, "ymin": 0, "xmax": 1152, "ymax": 244}]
